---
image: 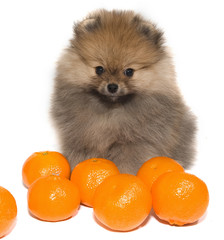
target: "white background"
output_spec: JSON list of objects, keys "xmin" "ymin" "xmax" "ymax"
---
[{"xmin": 0, "ymin": 0, "xmax": 223, "ymax": 239}]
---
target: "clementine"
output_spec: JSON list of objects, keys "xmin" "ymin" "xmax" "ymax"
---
[
  {"xmin": 22, "ymin": 151, "xmax": 70, "ymax": 187},
  {"xmin": 27, "ymin": 175, "xmax": 80, "ymax": 222},
  {"xmin": 0, "ymin": 186, "xmax": 17, "ymax": 238},
  {"xmin": 93, "ymin": 174, "xmax": 152, "ymax": 231},
  {"xmin": 70, "ymin": 158, "xmax": 120, "ymax": 207},
  {"xmin": 152, "ymin": 171, "xmax": 209, "ymax": 226},
  {"xmin": 137, "ymin": 156, "xmax": 184, "ymax": 190}
]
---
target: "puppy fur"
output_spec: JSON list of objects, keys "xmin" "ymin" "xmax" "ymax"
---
[{"xmin": 51, "ymin": 9, "xmax": 196, "ymax": 174}]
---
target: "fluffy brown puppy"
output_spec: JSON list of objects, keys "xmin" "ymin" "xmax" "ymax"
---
[{"xmin": 51, "ymin": 9, "xmax": 196, "ymax": 174}]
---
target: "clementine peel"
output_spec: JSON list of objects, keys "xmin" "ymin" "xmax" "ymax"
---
[
  {"xmin": 137, "ymin": 156, "xmax": 184, "ymax": 190},
  {"xmin": 22, "ymin": 151, "xmax": 70, "ymax": 187},
  {"xmin": 27, "ymin": 175, "xmax": 80, "ymax": 222},
  {"xmin": 70, "ymin": 158, "xmax": 120, "ymax": 207},
  {"xmin": 0, "ymin": 186, "xmax": 17, "ymax": 238},
  {"xmin": 93, "ymin": 174, "xmax": 152, "ymax": 231},
  {"xmin": 152, "ymin": 171, "xmax": 209, "ymax": 226}
]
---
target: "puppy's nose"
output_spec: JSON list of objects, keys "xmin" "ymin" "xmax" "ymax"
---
[{"xmin": 107, "ymin": 83, "xmax": 118, "ymax": 93}]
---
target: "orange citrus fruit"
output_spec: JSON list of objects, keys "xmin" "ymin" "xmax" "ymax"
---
[
  {"xmin": 0, "ymin": 186, "xmax": 17, "ymax": 238},
  {"xmin": 151, "ymin": 171, "xmax": 209, "ymax": 226},
  {"xmin": 22, "ymin": 151, "xmax": 70, "ymax": 187},
  {"xmin": 137, "ymin": 156, "xmax": 184, "ymax": 190},
  {"xmin": 70, "ymin": 158, "xmax": 120, "ymax": 207},
  {"xmin": 27, "ymin": 175, "xmax": 80, "ymax": 222},
  {"xmin": 93, "ymin": 174, "xmax": 152, "ymax": 231}
]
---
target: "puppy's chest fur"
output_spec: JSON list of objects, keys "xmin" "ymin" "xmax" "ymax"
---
[
  {"xmin": 80, "ymin": 108, "xmax": 129, "ymax": 153},
  {"xmin": 68, "ymin": 96, "xmax": 144, "ymax": 153},
  {"xmin": 54, "ymin": 85, "xmax": 182, "ymax": 155}
]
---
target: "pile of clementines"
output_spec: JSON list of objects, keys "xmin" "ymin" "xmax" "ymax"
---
[{"xmin": 0, "ymin": 151, "xmax": 209, "ymax": 238}]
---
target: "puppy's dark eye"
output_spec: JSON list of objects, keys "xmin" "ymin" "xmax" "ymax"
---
[
  {"xmin": 95, "ymin": 66, "xmax": 104, "ymax": 75},
  {"xmin": 124, "ymin": 68, "xmax": 134, "ymax": 77}
]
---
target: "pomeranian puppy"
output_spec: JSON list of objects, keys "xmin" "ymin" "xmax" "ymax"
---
[{"xmin": 51, "ymin": 9, "xmax": 196, "ymax": 174}]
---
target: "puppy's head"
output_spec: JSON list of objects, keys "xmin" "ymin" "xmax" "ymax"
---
[{"xmin": 58, "ymin": 10, "xmax": 176, "ymax": 102}]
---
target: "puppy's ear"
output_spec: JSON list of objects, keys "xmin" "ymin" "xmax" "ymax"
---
[
  {"xmin": 132, "ymin": 15, "xmax": 164, "ymax": 47},
  {"xmin": 74, "ymin": 15, "xmax": 101, "ymax": 35},
  {"xmin": 140, "ymin": 22, "xmax": 164, "ymax": 47}
]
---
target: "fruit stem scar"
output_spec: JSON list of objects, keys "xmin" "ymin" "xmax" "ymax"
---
[{"xmin": 43, "ymin": 152, "xmax": 49, "ymax": 156}]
